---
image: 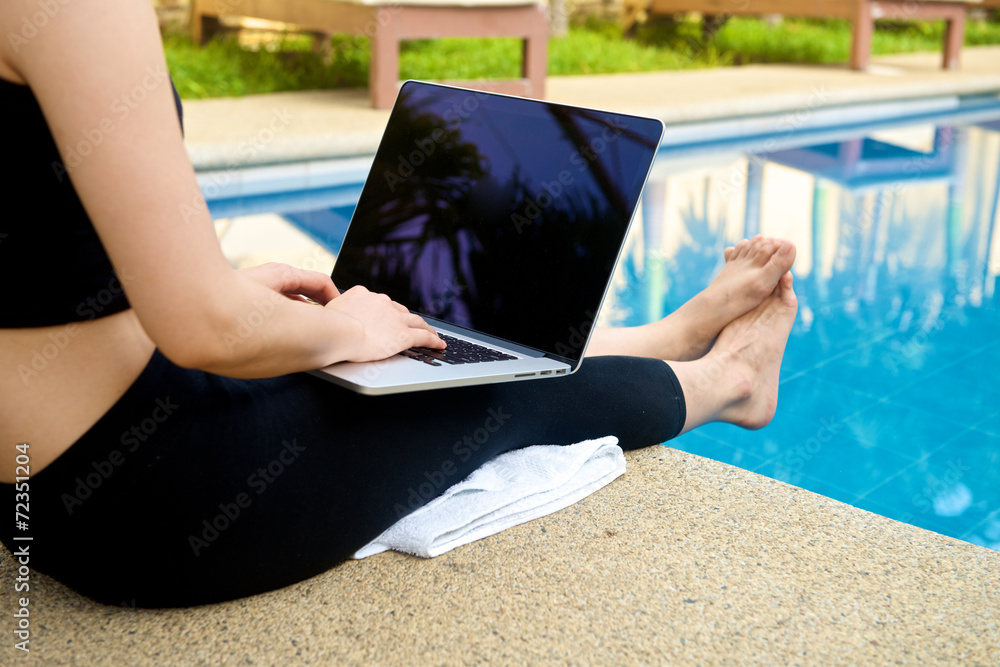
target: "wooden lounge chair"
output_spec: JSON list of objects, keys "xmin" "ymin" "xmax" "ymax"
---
[
  {"xmin": 190, "ymin": 0, "xmax": 549, "ymax": 109},
  {"xmin": 622, "ymin": 0, "xmax": 978, "ymax": 70}
]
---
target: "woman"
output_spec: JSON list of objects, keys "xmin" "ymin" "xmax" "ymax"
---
[{"xmin": 0, "ymin": 0, "xmax": 798, "ymax": 607}]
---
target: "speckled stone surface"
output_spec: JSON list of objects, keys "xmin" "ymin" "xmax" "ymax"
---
[{"xmin": 2, "ymin": 447, "xmax": 998, "ymax": 664}]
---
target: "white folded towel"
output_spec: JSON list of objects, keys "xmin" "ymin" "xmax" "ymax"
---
[{"xmin": 353, "ymin": 436, "xmax": 625, "ymax": 559}]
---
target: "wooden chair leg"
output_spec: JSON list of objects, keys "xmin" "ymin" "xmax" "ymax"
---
[
  {"xmin": 942, "ymin": 15, "xmax": 965, "ymax": 70},
  {"xmin": 193, "ymin": 15, "xmax": 221, "ymax": 45},
  {"xmin": 190, "ymin": 0, "xmax": 222, "ymax": 45},
  {"xmin": 370, "ymin": 22, "xmax": 400, "ymax": 109},
  {"xmin": 311, "ymin": 31, "xmax": 330, "ymax": 54},
  {"xmin": 702, "ymin": 14, "xmax": 729, "ymax": 40},
  {"xmin": 522, "ymin": 6, "xmax": 548, "ymax": 99},
  {"xmin": 621, "ymin": 0, "xmax": 648, "ymax": 36},
  {"xmin": 849, "ymin": 1, "xmax": 873, "ymax": 70}
]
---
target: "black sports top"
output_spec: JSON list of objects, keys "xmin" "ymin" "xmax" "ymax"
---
[{"xmin": 0, "ymin": 76, "xmax": 184, "ymax": 328}]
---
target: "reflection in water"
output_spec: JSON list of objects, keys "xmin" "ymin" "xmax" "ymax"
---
[
  {"xmin": 611, "ymin": 121, "xmax": 1000, "ymax": 331},
  {"xmin": 604, "ymin": 114, "xmax": 1000, "ymax": 551}
]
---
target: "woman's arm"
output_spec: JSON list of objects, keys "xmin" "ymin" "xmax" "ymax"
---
[{"xmin": 0, "ymin": 0, "xmax": 442, "ymax": 378}]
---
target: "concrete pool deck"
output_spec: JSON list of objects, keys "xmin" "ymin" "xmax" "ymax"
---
[{"xmin": 3, "ymin": 48, "xmax": 1000, "ymax": 664}]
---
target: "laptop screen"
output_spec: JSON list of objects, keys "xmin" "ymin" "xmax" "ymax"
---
[{"xmin": 332, "ymin": 81, "xmax": 663, "ymax": 363}]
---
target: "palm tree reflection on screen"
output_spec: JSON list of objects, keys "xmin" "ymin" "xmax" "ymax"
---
[
  {"xmin": 346, "ymin": 88, "xmax": 654, "ymax": 351},
  {"xmin": 348, "ymin": 86, "xmax": 488, "ymax": 323}
]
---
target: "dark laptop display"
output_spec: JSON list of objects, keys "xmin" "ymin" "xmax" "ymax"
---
[{"xmin": 332, "ymin": 82, "xmax": 663, "ymax": 364}]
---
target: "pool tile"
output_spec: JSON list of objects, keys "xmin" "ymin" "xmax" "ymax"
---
[
  {"xmin": 884, "ymin": 370, "xmax": 1000, "ymax": 428},
  {"xmin": 846, "ymin": 496, "xmax": 958, "ymax": 539},
  {"xmin": 961, "ymin": 510, "xmax": 1000, "ymax": 551},
  {"xmin": 903, "ymin": 512, "xmax": 974, "ymax": 541},
  {"xmin": 863, "ymin": 454, "xmax": 1000, "ymax": 537},
  {"xmin": 933, "ymin": 313, "xmax": 1000, "ymax": 350},
  {"xmin": 794, "ymin": 312, "xmax": 890, "ymax": 354},
  {"xmin": 853, "ymin": 494, "xmax": 982, "ymax": 541},
  {"xmin": 838, "ymin": 402, "xmax": 966, "ymax": 459},
  {"xmin": 975, "ymin": 411, "xmax": 1000, "ymax": 437},
  {"xmin": 972, "ymin": 341, "xmax": 1000, "ymax": 366},
  {"xmin": 767, "ymin": 410, "xmax": 845, "ymax": 441},
  {"xmin": 692, "ymin": 410, "xmax": 870, "ymax": 470},
  {"xmin": 778, "ymin": 340, "xmax": 821, "ymax": 377},
  {"xmin": 753, "ymin": 431, "xmax": 910, "ymax": 499},
  {"xmin": 931, "ymin": 505, "xmax": 1000, "ymax": 545},
  {"xmin": 870, "ymin": 342, "xmax": 963, "ymax": 386},
  {"xmin": 775, "ymin": 376, "xmax": 883, "ymax": 421},
  {"xmin": 667, "ymin": 432, "xmax": 767, "ymax": 470},
  {"xmin": 922, "ymin": 429, "xmax": 1000, "ymax": 488},
  {"xmin": 811, "ymin": 353, "xmax": 917, "ymax": 401},
  {"xmin": 696, "ymin": 411, "xmax": 841, "ymax": 459},
  {"xmin": 939, "ymin": 353, "xmax": 1000, "ymax": 393}
]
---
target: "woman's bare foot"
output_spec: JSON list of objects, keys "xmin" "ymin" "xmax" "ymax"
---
[
  {"xmin": 671, "ymin": 272, "xmax": 798, "ymax": 433},
  {"xmin": 587, "ymin": 236, "xmax": 795, "ymax": 361},
  {"xmin": 666, "ymin": 235, "xmax": 795, "ymax": 360}
]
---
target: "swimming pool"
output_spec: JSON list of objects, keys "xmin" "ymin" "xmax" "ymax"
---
[{"xmin": 203, "ymin": 95, "xmax": 1000, "ymax": 552}]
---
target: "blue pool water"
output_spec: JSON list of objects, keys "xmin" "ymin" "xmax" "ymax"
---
[{"xmin": 205, "ymin": 96, "xmax": 1000, "ymax": 551}]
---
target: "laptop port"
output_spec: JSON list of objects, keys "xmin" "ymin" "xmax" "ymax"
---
[
  {"xmin": 514, "ymin": 373, "xmax": 536, "ymax": 378},
  {"xmin": 540, "ymin": 371, "xmax": 552, "ymax": 376}
]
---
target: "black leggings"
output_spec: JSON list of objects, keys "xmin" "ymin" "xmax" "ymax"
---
[{"xmin": 1, "ymin": 351, "xmax": 685, "ymax": 607}]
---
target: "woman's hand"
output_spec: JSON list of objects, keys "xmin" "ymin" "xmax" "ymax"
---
[
  {"xmin": 325, "ymin": 285, "xmax": 445, "ymax": 362},
  {"xmin": 239, "ymin": 263, "xmax": 340, "ymax": 305},
  {"xmin": 240, "ymin": 263, "xmax": 443, "ymax": 361}
]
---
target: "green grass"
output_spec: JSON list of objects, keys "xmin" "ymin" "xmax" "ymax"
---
[
  {"xmin": 398, "ymin": 18, "xmax": 720, "ymax": 80},
  {"xmin": 164, "ymin": 22, "xmax": 712, "ymax": 99},
  {"xmin": 707, "ymin": 17, "xmax": 1000, "ymax": 64},
  {"xmin": 164, "ymin": 16, "xmax": 1000, "ymax": 99},
  {"xmin": 164, "ymin": 32, "xmax": 366, "ymax": 98}
]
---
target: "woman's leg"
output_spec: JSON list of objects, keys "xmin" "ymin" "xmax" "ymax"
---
[
  {"xmin": 586, "ymin": 235, "xmax": 795, "ymax": 361},
  {"xmin": 4, "ymin": 352, "xmax": 687, "ymax": 608},
  {"xmin": 586, "ymin": 237, "xmax": 799, "ymax": 434},
  {"xmin": 3, "ymin": 242, "xmax": 797, "ymax": 608},
  {"xmin": 669, "ymin": 271, "xmax": 798, "ymax": 433}
]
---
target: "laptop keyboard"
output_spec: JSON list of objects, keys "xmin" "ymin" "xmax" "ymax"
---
[{"xmin": 399, "ymin": 333, "xmax": 517, "ymax": 367}]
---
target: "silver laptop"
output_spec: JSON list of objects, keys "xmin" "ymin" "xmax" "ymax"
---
[{"xmin": 310, "ymin": 81, "xmax": 664, "ymax": 394}]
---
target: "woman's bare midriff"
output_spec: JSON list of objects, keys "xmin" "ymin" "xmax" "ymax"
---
[{"xmin": 0, "ymin": 311, "xmax": 156, "ymax": 482}]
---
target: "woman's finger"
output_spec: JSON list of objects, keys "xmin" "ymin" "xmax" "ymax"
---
[
  {"xmin": 242, "ymin": 264, "xmax": 340, "ymax": 304},
  {"xmin": 409, "ymin": 327, "xmax": 446, "ymax": 350},
  {"xmin": 282, "ymin": 269, "xmax": 340, "ymax": 305},
  {"xmin": 408, "ymin": 314, "xmax": 445, "ymax": 348}
]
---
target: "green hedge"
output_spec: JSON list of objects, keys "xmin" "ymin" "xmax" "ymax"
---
[{"xmin": 165, "ymin": 17, "xmax": 1000, "ymax": 99}]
